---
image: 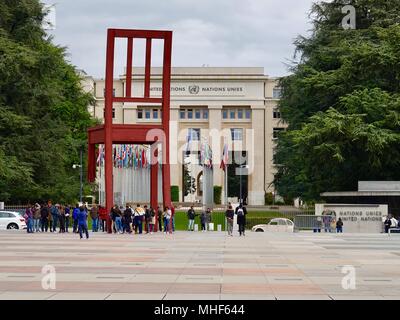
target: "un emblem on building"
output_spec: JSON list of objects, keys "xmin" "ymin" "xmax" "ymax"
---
[{"xmin": 189, "ymin": 85, "xmax": 200, "ymax": 94}]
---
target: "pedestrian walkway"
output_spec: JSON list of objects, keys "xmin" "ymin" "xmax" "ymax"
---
[{"xmin": 0, "ymin": 230, "xmax": 399, "ymax": 300}]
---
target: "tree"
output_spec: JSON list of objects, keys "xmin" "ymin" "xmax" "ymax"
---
[
  {"xmin": 275, "ymin": 0, "xmax": 400, "ymax": 201},
  {"xmin": 183, "ymin": 163, "xmax": 196, "ymax": 196},
  {"xmin": 0, "ymin": 0, "xmax": 96, "ymax": 203}
]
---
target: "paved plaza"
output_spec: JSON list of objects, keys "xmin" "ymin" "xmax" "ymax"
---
[{"xmin": 0, "ymin": 230, "xmax": 400, "ymax": 300}]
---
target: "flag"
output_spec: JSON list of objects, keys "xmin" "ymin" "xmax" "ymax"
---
[
  {"xmin": 113, "ymin": 146, "xmax": 117, "ymax": 167},
  {"xmin": 96, "ymin": 145, "xmax": 103, "ymax": 166},
  {"xmin": 134, "ymin": 146, "xmax": 139, "ymax": 169},
  {"xmin": 201, "ymin": 141, "xmax": 213, "ymax": 168},
  {"xmin": 123, "ymin": 145, "xmax": 129, "ymax": 168},
  {"xmin": 142, "ymin": 148, "xmax": 147, "ymax": 168},
  {"xmin": 220, "ymin": 142, "xmax": 229, "ymax": 171},
  {"xmin": 185, "ymin": 129, "xmax": 192, "ymax": 157}
]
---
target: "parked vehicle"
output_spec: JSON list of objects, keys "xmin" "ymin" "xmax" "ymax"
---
[
  {"xmin": 252, "ymin": 218, "xmax": 294, "ymax": 233},
  {"xmin": 0, "ymin": 211, "xmax": 27, "ymax": 230}
]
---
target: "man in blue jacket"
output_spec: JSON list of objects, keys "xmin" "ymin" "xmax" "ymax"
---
[
  {"xmin": 50, "ymin": 202, "xmax": 59, "ymax": 233},
  {"xmin": 78, "ymin": 206, "xmax": 89, "ymax": 239},
  {"xmin": 72, "ymin": 204, "xmax": 80, "ymax": 233}
]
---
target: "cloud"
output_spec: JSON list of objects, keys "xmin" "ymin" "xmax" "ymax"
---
[{"xmin": 43, "ymin": 0, "xmax": 314, "ymax": 77}]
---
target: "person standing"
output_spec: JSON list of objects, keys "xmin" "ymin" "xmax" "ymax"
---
[
  {"xmin": 110, "ymin": 205, "xmax": 118, "ymax": 233},
  {"xmin": 200, "ymin": 210, "xmax": 207, "ymax": 232},
  {"xmin": 59, "ymin": 205, "xmax": 66, "ymax": 233},
  {"xmin": 72, "ymin": 204, "xmax": 80, "ymax": 233},
  {"xmin": 98, "ymin": 206, "xmax": 107, "ymax": 232},
  {"xmin": 134, "ymin": 204, "xmax": 145, "ymax": 234},
  {"xmin": 50, "ymin": 202, "xmax": 59, "ymax": 233},
  {"xmin": 187, "ymin": 206, "xmax": 196, "ymax": 231},
  {"xmin": 163, "ymin": 207, "xmax": 172, "ymax": 234},
  {"xmin": 157, "ymin": 206, "xmax": 163, "ymax": 232},
  {"xmin": 40, "ymin": 203, "xmax": 49, "ymax": 232},
  {"xmin": 235, "ymin": 203, "xmax": 247, "ymax": 236},
  {"xmin": 90, "ymin": 205, "xmax": 99, "ymax": 232},
  {"xmin": 144, "ymin": 205, "xmax": 151, "ymax": 234},
  {"xmin": 149, "ymin": 207, "xmax": 156, "ymax": 234},
  {"xmin": 171, "ymin": 205, "xmax": 176, "ymax": 233},
  {"xmin": 25, "ymin": 205, "xmax": 33, "ymax": 233},
  {"xmin": 225, "ymin": 205, "xmax": 234, "ymax": 236},
  {"xmin": 336, "ymin": 218, "xmax": 344, "ymax": 233},
  {"xmin": 112, "ymin": 205, "xmax": 123, "ymax": 234},
  {"xmin": 64, "ymin": 205, "xmax": 71, "ymax": 233},
  {"xmin": 123, "ymin": 205, "xmax": 133, "ymax": 234},
  {"xmin": 33, "ymin": 203, "xmax": 41, "ymax": 233},
  {"xmin": 77, "ymin": 206, "xmax": 89, "ymax": 239},
  {"xmin": 384, "ymin": 216, "xmax": 392, "ymax": 233},
  {"xmin": 206, "ymin": 208, "xmax": 212, "ymax": 231},
  {"xmin": 48, "ymin": 203, "xmax": 53, "ymax": 233},
  {"xmin": 323, "ymin": 214, "xmax": 331, "ymax": 233}
]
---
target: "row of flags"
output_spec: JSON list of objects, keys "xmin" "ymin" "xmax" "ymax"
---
[
  {"xmin": 96, "ymin": 132, "xmax": 230, "ymax": 171},
  {"xmin": 185, "ymin": 131, "xmax": 229, "ymax": 171},
  {"xmin": 96, "ymin": 145, "xmax": 150, "ymax": 169}
]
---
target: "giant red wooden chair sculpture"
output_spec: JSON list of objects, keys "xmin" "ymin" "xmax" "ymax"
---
[{"xmin": 87, "ymin": 29, "xmax": 173, "ymax": 233}]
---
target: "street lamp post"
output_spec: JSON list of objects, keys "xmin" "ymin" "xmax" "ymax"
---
[{"xmin": 72, "ymin": 148, "xmax": 83, "ymax": 204}]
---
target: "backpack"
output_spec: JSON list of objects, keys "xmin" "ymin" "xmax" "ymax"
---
[{"xmin": 237, "ymin": 208, "xmax": 244, "ymax": 217}]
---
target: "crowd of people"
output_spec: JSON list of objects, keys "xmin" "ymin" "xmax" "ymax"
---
[
  {"xmin": 22, "ymin": 201, "xmax": 249, "ymax": 238},
  {"xmin": 22, "ymin": 201, "xmax": 180, "ymax": 239}
]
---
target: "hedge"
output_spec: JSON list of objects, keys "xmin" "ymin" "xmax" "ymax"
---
[{"xmin": 171, "ymin": 186, "xmax": 179, "ymax": 202}]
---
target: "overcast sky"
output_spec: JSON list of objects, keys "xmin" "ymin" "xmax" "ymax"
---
[{"xmin": 42, "ymin": 0, "xmax": 315, "ymax": 78}]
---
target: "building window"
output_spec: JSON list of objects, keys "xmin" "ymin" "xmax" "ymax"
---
[
  {"xmin": 237, "ymin": 109, "xmax": 243, "ymax": 119},
  {"xmin": 245, "ymin": 109, "xmax": 251, "ymax": 119},
  {"xmin": 231, "ymin": 128, "xmax": 243, "ymax": 141},
  {"xmin": 137, "ymin": 109, "xmax": 143, "ymax": 119},
  {"xmin": 103, "ymin": 88, "xmax": 116, "ymax": 97},
  {"xmin": 188, "ymin": 128, "xmax": 200, "ymax": 141},
  {"xmin": 273, "ymin": 108, "xmax": 281, "ymax": 119},
  {"xmin": 203, "ymin": 109, "xmax": 209, "ymax": 119},
  {"xmin": 104, "ymin": 108, "xmax": 115, "ymax": 119},
  {"xmin": 187, "ymin": 109, "xmax": 193, "ymax": 119},
  {"xmin": 180, "ymin": 110, "xmax": 186, "ymax": 119},
  {"xmin": 195, "ymin": 109, "xmax": 201, "ymax": 119},
  {"xmin": 222, "ymin": 110, "xmax": 228, "ymax": 119},
  {"xmin": 230, "ymin": 110, "xmax": 236, "ymax": 119},
  {"xmin": 145, "ymin": 109, "xmax": 151, "ymax": 119},
  {"xmin": 273, "ymin": 128, "xmax": 285, "ymax": 139},
  {"xmin": 153, "ymin": 109, "xmax": 158, "ymax": 119},
  {"xmin": 273, "ymin": 87, "xmax": 282, "ymax": 99}
]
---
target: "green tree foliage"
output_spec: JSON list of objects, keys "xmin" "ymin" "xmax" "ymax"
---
[
  {"xmin": 0, "ymin": 0, "xmax": 95, "ymax": 203},
  {"xmin": 275, "ymin": 0, "xmax": 400, "ymax": 201},
  {"xmin": 183, "ymin": 163, "xmax": 196, "ymax": 196}
]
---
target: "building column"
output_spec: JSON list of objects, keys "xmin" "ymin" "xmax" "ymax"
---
[
  {"xmin": 208, "ymin": 105, "xmax": 223, "ymax": 204},
  {"xmin": 169, "ymin": 106, "xmax": 181, "ymax": 200},
  {"xmin": 248, "ymin": 106, "xmax": 265, "ymax": 205}
]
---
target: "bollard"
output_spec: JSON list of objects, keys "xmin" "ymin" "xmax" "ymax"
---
[
  {"xmin": 217, "ymin": 224, "xmax": 222, "ymax": 232},
  {"xmin": 208, "ymin": 223, "xmax": 214, "ymax": 231},
  {"xmin": 194, "ymin": 224, "xmax": 199, "ymax": 232}
]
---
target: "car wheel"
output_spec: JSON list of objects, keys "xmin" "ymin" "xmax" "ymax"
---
[
  {"xmin": 7, "ymin": 223, "xmax": 19, "ymax": 230},
  {"xmin": 255, "ymin": 228, "xmax": 264, "ymax": 232}
]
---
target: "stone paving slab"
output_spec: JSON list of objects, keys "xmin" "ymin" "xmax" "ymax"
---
[{"xmin": 0, "ymin": 230, "xmax": 399, "ymax": 300}]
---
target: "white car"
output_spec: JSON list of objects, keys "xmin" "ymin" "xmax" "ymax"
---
[
  {"xmin": 252, "ymin": 218, "xmax": 294, "ymax": 233},
  {"xmin": 0, "ymin": 211, "xmax": 27, "ymax": 230}
]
